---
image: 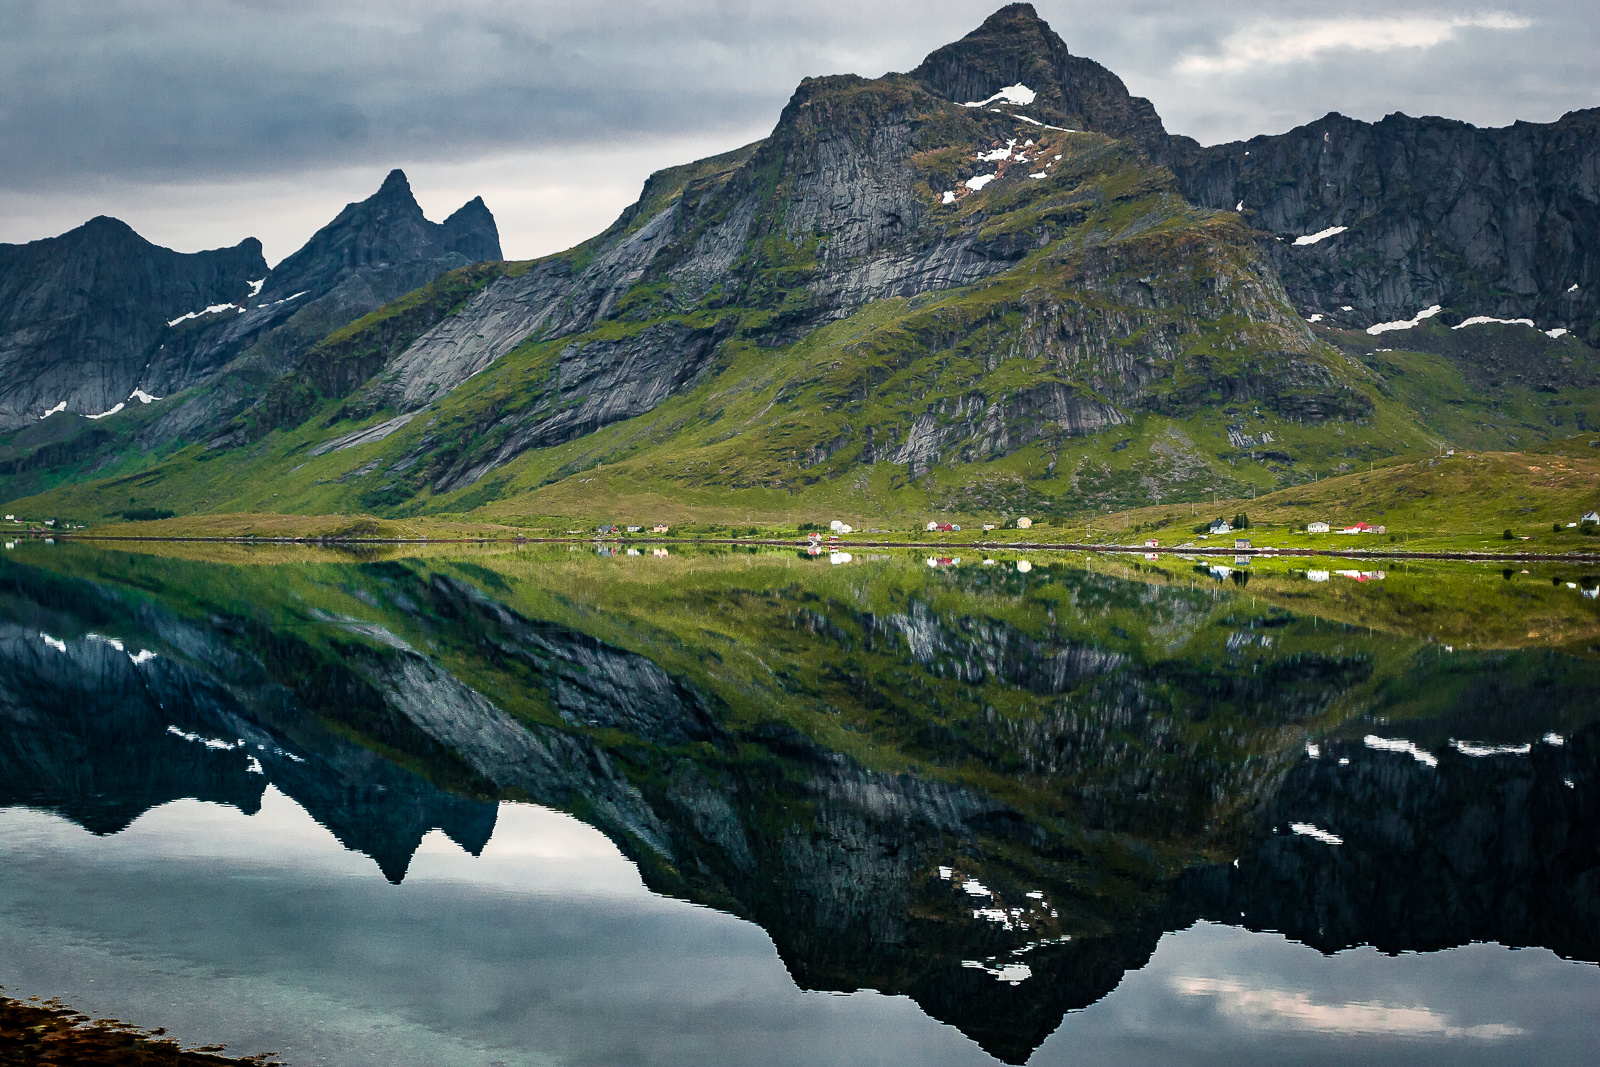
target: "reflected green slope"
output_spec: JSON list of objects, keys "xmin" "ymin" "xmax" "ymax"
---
[{"xmin": 3, "ymin": 543, "xmax": 1597, "ymax": 1061}]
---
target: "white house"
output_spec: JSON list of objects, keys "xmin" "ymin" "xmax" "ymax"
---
[
  {"xmin": 1582, "ymin": 511, "xmax": 1600, "ymax": 525},
  {"xmin": 1207, "ymin": 519, "xmax": 1232, "ymax": 534},
  {"xmin": 1307, "ymin": 521, "xmax": 1330, "ymax": 533},
  {"xmin": 1016, "ymin": 516, "xmax": 1033, "ymax": 529}
]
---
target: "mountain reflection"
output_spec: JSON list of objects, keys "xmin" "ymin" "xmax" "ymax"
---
[{"xmin": 0, "ymin": 545, "xmax": 1594, "ymax": 1063}]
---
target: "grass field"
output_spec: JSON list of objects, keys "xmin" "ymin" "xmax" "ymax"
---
[{"xmin": 22, "ymin": 434, "xmax": 1594, "ymax": 562}]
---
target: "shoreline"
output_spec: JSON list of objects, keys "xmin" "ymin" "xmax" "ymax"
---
[{"xmin": 38, "ymin": 532, "xmax": 1600, "ymax": 563}]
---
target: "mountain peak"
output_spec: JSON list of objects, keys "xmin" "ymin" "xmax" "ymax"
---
[
  {"xmin": 375, "ymin": 168, "xmax": 414, "ymax": 200},
  {"xmin": 259, "ymin": 168, "xmax": 500, "ymax": 302},
  {"xmin": 912, "ymin": 3, "xmax": 1169, "ymax": 157}
]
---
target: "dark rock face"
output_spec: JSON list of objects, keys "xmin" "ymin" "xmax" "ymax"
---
[
  {"xmin": 1172, "ymin": 109, "xmax": 1600, "ymax": 343},
  {"xmin": 260, "ymin": 170, "xmax": 499, "ymax": 306},
  {"xmin": 0, "ymin": 218, "xmax": 265, "ymax": 430},
  {"xmin": 142, "ymin": 169, "xmax": 502, "ymax": 400}
]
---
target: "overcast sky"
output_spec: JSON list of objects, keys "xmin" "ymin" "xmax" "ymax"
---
[{"xmin": 1, "ymin": 0, "xmax": 1594, "ymax": 264}]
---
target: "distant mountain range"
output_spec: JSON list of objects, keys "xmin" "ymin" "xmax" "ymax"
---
[
  {"xmin": 0, "ymin": 169, "xmax": 497, "ymax": 431},
  {"xmin": 1, "ymin": 3, "xmax": 1594, "ymax": 523}
]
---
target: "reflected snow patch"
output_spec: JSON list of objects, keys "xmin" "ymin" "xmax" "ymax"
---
[
  {"xmin": 1451, "ymin": 740, "xmax": 1531, "ymax": 757},
  {"xmin": 962, "ymin": 960, "xmax": 1032, "ymax": 985},
  {"xmin": 1364, "ymin": 734, "xmax": 1438, "ymax": 767}
]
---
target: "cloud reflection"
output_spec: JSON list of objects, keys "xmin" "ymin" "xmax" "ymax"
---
[{"xmin": 1173, "ymin": 976, "xmax": 1525, "ymax": 1039}]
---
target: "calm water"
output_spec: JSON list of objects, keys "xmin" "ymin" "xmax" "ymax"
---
[{"xmin": 0, "ymin": 541, "xmax": 1595, "ymax": 1065}]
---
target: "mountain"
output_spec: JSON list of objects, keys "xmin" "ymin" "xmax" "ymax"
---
[
  {"xmin": 0, "ymin": 218, "xmax": 265, "ymax": 430},
  {"xmin": 1, "ymin": 3, "xmax": 1596, "ymax": 525},
  {"xmin": 0, "ymin": 170, "xmax": 500, "ymax": 499},
  {"xmin": 1171, "ymin": 108, "xmax": 1600, "ymax": 343},
  {"xmin": 144, "ymin": 168, "xmax": 500, "ymax": 403}
]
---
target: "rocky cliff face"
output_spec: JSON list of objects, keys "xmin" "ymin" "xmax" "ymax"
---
[
  {"xmin": 0, "ymin": 219, "xmax": 265, "ymax": 431},
  {"xmin": 266, "ymin": 6, "xmax": 1340, "ymax": 502},
  {"xmin": 139, "ymin": 169, "xmax": 502, "ymax": 418},
  {"xmin": 1172, "ymin": 109, "xmax": 1600, "ymax": 343}
]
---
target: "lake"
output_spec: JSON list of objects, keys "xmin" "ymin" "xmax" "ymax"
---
[{"xmin": 0, "ymin": 540, "xmax": 1595, "ymax": 1065}]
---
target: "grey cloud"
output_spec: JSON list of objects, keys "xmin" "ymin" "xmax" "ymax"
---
[{"xmin": 0, "ymin": 0, "xmax": 1594, "ymax": 255}]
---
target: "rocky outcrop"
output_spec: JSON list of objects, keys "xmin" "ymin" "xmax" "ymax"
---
[
  {"xmin": 0, "ymin": 218, "xmax": 265, "ymax": 430},
  {"xmin": 1172, "ymin": 109, "xmax": 1600, "ymax": 343}
]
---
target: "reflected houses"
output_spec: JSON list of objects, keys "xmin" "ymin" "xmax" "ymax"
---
[{"xmin": 0, "ymin": 549, "xmax": 1596, "ymax": 1064}]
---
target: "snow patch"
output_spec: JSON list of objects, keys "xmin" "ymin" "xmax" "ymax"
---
[
  {"xmin": 977, "ymin": 140, "xmax": 1017, "ymax": 162},
  {"xmin": 129, "ymin": 649, "xmax": 157, "ymax": 665},
  {"xmin": 1546, "ymin": 328, "xmax": 1568, "ymax": 338},
  {"xmin": 39, "ymin": 401, "xmax": 66, "ymax": 419},
  {"xmin": 1452, "ymin": 315, "xmax": 1534, "ymax": 330},
  {"xmin": 961, "ymin": 83, "xmax": 1037, "ymax": 107},
  {"xmin": 1568, "ymin": 284, "xmax": 1580, "ymax": 292},
  {"xmin": 1293, "ymin": 225, "xmax": 1347, "ymax": 246},
  {"xmin": 1235, "ymin": 200, "xmax": 1244, "ymax": 211},
  {"xmin": 247, "ymin": 278, "xmax": 265, "ymax": 297},
  {"xmin": 1543, "ymin": 732, "xmax": 1565, "ymax": 746},
  {"xmin": 1307, "ymin": 313, "xmax": 1323, "ymax": 323},
  {"xmin": 167, "ymin": 303, "xmax": 240, "ymax": 327},
  {"xmin": 166, "ymin": 725, "xmax": 237, "ymax": 751},
  {"xmin": 129, "ymin": 388, "xmax": 162, "ymax": 403},
  {"xmin": 85, "ymin": 402, "xmax": 125, "ymax": 420},
  {"xmin": 41, "ymin": 633, "xmax": 67, "ymax": 653},
  {"xmin": 1010, "ymin": 114, "xmax": 1069, "ymax": 130},
  {"xmin": 1029, "ymin": 172, "xmax": 1048, "ymax": 180},
  {"xmin": 1367, "ymin": 304, "xmax": 1442, "ymax": 335},
  {"xmin": 1290, "ymin": 822, "xmax": 1343, "ymax": 845},
  {"xmin": 941, "ymin": 190, "xmax": 956, "ymax": 205},
  {"xmin": 965, "ymin": 174, "xmax": 996, "ymax": 192},
  {"xmin": 1364, "ymin": 734, "xmax": 1438, "ymax": 767},
  {"xmin": 962, "ymin": 878, "xmax": 991, "ymax": 897}
]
